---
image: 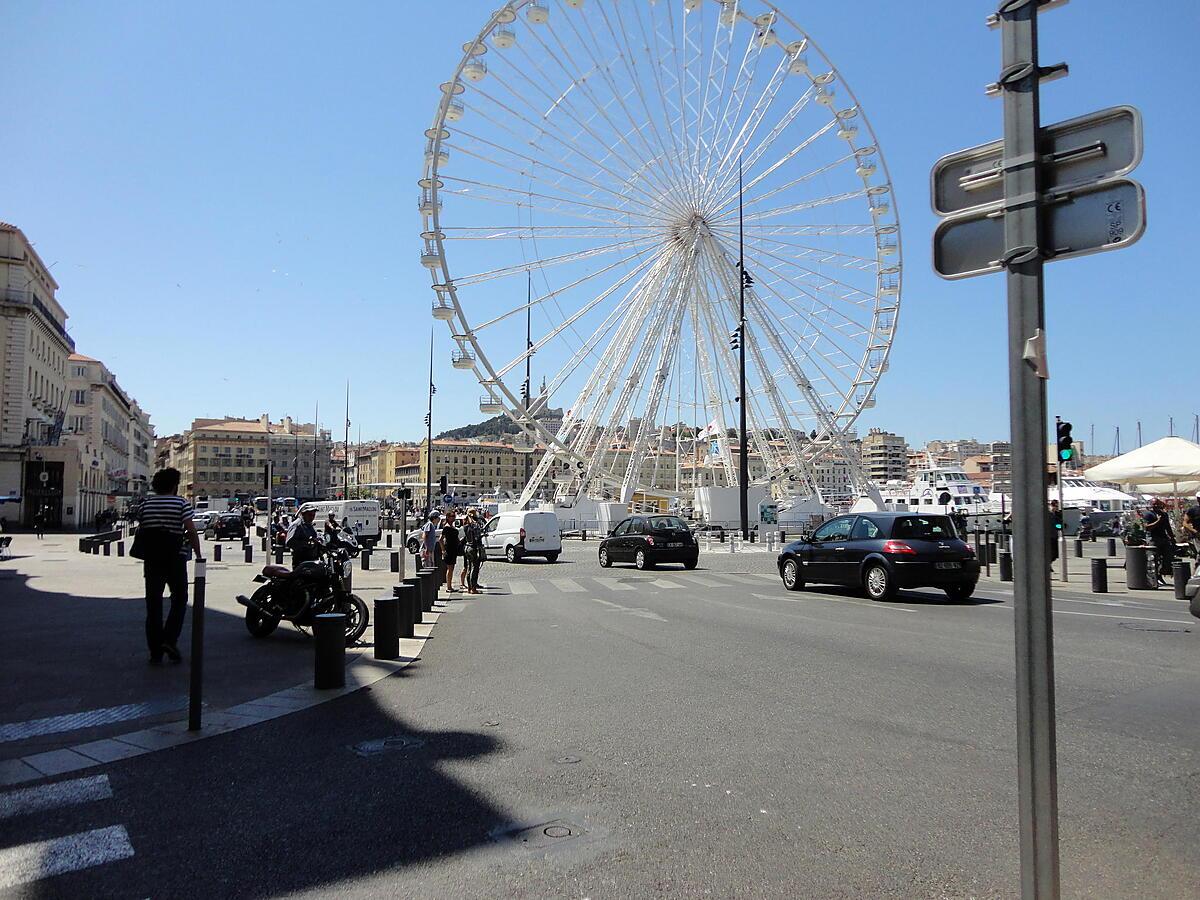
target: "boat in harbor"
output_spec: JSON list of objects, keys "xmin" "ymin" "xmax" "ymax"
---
[{"xmin": 877, "ymin": 465, "xmax": 992, "ymax": 514}]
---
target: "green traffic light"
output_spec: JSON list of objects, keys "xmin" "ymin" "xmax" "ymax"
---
[{"xmin": 1059, "ymin": 448, "xmax": 1074, "ymax": 461}]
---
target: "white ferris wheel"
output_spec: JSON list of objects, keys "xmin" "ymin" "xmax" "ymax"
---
[{"xmin": 419, "ymin": 0, "xmax": 901, "ymax": 507}]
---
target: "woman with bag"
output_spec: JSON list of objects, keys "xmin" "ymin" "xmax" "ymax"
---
[
  {"xmin": 132, "ymin": 468, "xmax": 203, "ymax": 665},
  {"xmin": 462, "ymin": 510, "xmax": 486, "ymax": 594}
]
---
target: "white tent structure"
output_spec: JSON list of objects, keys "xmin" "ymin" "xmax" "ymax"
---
[{"xmin": 1084, "ymin": 437, "xmax": 1200, "ymax": 497}]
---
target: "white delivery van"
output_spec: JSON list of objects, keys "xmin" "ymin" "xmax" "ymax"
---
[
  {"xmin": 306, "ymin": 500, "xmax": 381, "ymax": 546},
  {"xmin": 483, "ymin": 510, "xmax": 562, "ymax": 563}
]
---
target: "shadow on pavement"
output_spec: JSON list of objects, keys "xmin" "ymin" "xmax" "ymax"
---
[{"xmin": 799, "ymin": 584, "xmax": 1004, "ymax": 607}]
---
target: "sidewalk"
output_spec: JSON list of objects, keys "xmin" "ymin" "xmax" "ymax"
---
[{"xmin": 0, "ymin": 532, "xmax": 440, "ymax": 786}]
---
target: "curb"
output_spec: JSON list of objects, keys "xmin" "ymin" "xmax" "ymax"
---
[{"xmin": 0, "ymin": 614, "xmax": 441, "ymax": 788}]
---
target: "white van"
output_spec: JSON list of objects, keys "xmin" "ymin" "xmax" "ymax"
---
[
  {"xmin": 306, "ymin": 500, "xmax": 381, "ymax": 546},
  {"xmin": 484, "ymin": 510, "xmax": 562, "ymax": 563}
]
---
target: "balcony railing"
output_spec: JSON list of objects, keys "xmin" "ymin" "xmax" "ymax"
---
[{"xmin": 0, "ymin": 288, "xmax": 75, "ymax": 350}]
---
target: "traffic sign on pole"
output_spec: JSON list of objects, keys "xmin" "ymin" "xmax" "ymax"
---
[
  {"xmin": 934, "ymin": 177, "xmax": 1146, "ymax": 278},
  {"xmin": 931, "ymin": 105, "xmax": 1142, "ymax": 216}
]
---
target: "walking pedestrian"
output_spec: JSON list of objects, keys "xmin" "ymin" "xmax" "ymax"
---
[
  {"xmin": 1183, "ymin": 495, "xmax": 1200, "ymax": 559},
  {"xmin": 462, "ymin": 510, "xmax": 485, "ymax": 594},
  {"xmin": 1142, "ymin": 498, "xmax": 1176, "ymax": 585},
  {"xmin": 440, "ymin": 509, "xmax": 461, "ymax": 592},
  {"xmin": 1048, "ymin": 500, "xmax": 1063, "ymax": 565},
  {"xmin": 131, "ymin": 468, "xmax": 203, "ymax": 665},
  {"xmin": 33, "ymin": 505, "xmax": 46, "ymax": 539},
  {"xmin": 420, "ymin": 510, "xmax": 441, "ymax": 567}
]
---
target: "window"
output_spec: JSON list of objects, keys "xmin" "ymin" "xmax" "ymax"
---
[
  {"xmin": 812, "ymin": 517, "xmax": 854, "ymax": 542},
  {"xmin": 70, "ymin": 389, "xmax": 87, "ymax": 404},
  {"xmin": 892, "ymin": 516, "xmax": 956, "ymax": 540},
  {"xmin": 851, "ymin": 517, "xmax": 882, "ymax": 540},
  {"xmin": 612, "ymin": 519, "xmax": 631, "ymax": 536}
]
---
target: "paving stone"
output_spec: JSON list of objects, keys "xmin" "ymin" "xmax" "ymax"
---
[
  {"xmin": 72, "ymin": 739, "xmax": 150, "ymax": 764},
  {"xmin": 22, "ymin": 748, "xmax": 97, "ymax": 778}
]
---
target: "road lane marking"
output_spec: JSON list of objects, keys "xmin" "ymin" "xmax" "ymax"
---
[
  {"xmin": 753, "ymin": 593, "xmax": 916, "ymax": 613},
  {"xmin": 549, "ymin": 578, "xmax": 585, "ymax": 593},
  {"xmin": 506, "ymin": 581, "xmax": 535, "ymax": 595},
  {"xmin": 596, "ymin": 579, "xmax": 635, "ymax": 591},
  {"xmin": 650, "ymin": 579, "xmax": 684, "ymax": 589},
  {"xmin": 0, "ymin": 775, "xmax": 113, "ymax": 821},
  {"xmin": 0, "ymin": 825, "xmax": 134, "ymax": 889},
  {"xmin": 589, "ymin": 598, "xmax": 668, "ymax": 622},
  {"xmin": 983, "ymin": 605, "xmax": 1192, "ymax": 626},
  {"xmin": 677, "ymin": 574, "xmax": 726, "ymax": 588},
  {"xmin": 0, "ymin": 698, "xmax": 188, "ymax": 743}
]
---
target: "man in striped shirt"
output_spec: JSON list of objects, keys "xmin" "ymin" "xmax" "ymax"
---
[{"xmin": 138, "ymin": 468, "xmax": 203, "ymax": 665}]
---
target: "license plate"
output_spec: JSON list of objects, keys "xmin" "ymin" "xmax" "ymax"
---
[
  {"xmin": 668, "ymin": 542, "xmax": 684, "ymax": 548},
  {"xmin": 936, "ymin": 561, "xmax": 961, "ymax": 570},
  {"xmin": 527, "ymin": 535, "xmax": 544, "ymax": 544}
]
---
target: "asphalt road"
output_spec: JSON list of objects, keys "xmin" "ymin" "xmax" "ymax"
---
[{"xmin": 3, "ymin": 542, "xmax": 1198, "ymax": 898}]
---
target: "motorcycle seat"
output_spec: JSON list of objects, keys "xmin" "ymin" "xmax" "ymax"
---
[{"xmin": 262, "ymin": 564, "xmax": 292, "ymax": 578}]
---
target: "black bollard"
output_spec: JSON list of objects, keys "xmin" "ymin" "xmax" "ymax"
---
[
  {"xmin": 999, "ymin": 549, "xmax": 1013, "ymax": 582},
  {"xmin": 244, "ymin": 544, "xmax": 253, "ymax": 564},
  {"xmin": 983, "ymin": 542, "xmax": 991, "ymax": 577},
  {"xmin": 392, "ymin": 584, "xmax": 417, "ymax": 637},
  {"xmin": 92, "ymin": 543, "xmax": 100, "ymax": 555},
  {"xmin": 403, "ymin": 576, "xmax": 424, "ymax": 625},
  {"xmin": 361, "ymin": 551, "xmax": 370, "ymax": 571},
  {"xmin": 718, "ymin": 529, "xmax": 725, "ymax": 543},
  {"xmin": 386, "ymin": 533, "xmax": 393, "ymax": 549},
  {"xmin": 117, "ymin": 541, "xmax": 125, "ymax": 557},
  {"xmin": 78, "ymin": 538, "xmax": 87, "ymax": 553},
  {"xmin": 988, "ymin": 541, "xmax": 997, "ymax": 564},
  {"xmin": 314, "ymin": 613, "xmax": 346, "ymax": 689},
  {"xmin": 373, "ymin": 596, "xmax": 400, "ymax": 660},
  {"xmin": 1073, "ymin": 539, "xmax": 1083, "ymax": 559},
  {"xmin": 582, "ymin": 529, "xmax": 587, "ymax": 542},
  {"xmin": 780, "ymin": 529, "xmax": 786, "ymax": 542},
  {"xmin": 213, "ymin": 543, "xmax": 221, "ymax": 562},
  {"xmin": 261, "ymin": 535, "xmax": 268, "ymax": 552},
  {"xmin": 418, "ymin": 568, "xmax": 436, "ymax": 612},
  {"xmin": 1174, "ymin": 561, "xmax": 1192, "ymax": 601},
  {"xmin": 275, "ymin": 547, "xmax": 284, "ymax": 565},
  {"xmin": 1106, "ymin": 538, "xmax": 1117, "ymax": 557},
  {"xmin": 188, "ymin": 560, "xmax": 207, "ymax": 730},
  {"xmin": 1091, "ymin": 557, "xmax": 1108, "ymax": 593},
  {"xmin": 390, "ymin": 551, "xmax": 400, "ymax": 573},
  {"xmin": 1125, "ymin": 546, "xmax": 1150, "ymax": 590},
  {"xmin": 103, "ymin": 542, "xmax": 110, "ymax": 556}
]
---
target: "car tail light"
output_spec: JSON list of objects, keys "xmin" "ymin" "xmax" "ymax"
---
[
  {"xmin": 519, "ymin": 527, "xmax": 526, "ymax": 543},
  {"xmin": 963, "ymin": 545, "xmax": 976, "ymax": 557},
  {"xmin": 882, "ymin": 540, "xmax": 917, "ymax": 555}
]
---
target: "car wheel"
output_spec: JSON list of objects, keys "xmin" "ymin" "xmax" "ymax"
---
[
  {"xmin": 407, "ymin": 538, "xmax": 420, "ymax": 554},
  {"xmin": 599, "ymin": 547, "xmax": 611, "ymax": 568},
  {"xmin": 683, "ymin": 557, "xmax": 698, "ymax": 570},
  {"xmin": 781, "ymin": 557, "xmax": 804, "ymax": 592},
  {"xmin": 635, "ymin": 549, "xmax": 654, "ymax": 570},
  {"xmin": 944, "ymin": 583, "xmax": 975, "ymax": 603},
  {"xmin": 545, "ymin": 551, "xmax": 560, "ymax": 563},
  {"xmin": 863, "ymin": 563, "xmax": 896, "ymax": 601},
  {"xmin": 505, "ymin": 545, "xmax": 521, "ymax": 563}
]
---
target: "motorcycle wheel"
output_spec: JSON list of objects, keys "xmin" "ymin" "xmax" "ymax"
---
[
  {"xmin": 343, "ymin": 594, "xmax": 369, "ymax": 646},
  {"xmin": 245, "ymin": 586, "xmax": 280, "ymax": 638}
]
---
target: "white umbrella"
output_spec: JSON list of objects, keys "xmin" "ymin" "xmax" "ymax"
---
[{"xmin": 1084, "ymin": 437, "xmax": 1200, "ymax": 487}]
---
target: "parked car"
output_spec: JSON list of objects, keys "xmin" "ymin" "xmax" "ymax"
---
[
  {"xmin": 205, "ymin": 512, "xmax": 247, "ymax": 540},
  {"xmin": 599, "ymin": 515, "xmax": 699, "ymax": 570},
  {"xmin": 484, "ymin": 510, "xmax": 562, "ymax": 563},
  {"xmin": 192, "ymin": 511, "xmax": 217, "ymax": 532},
  {"xmin": 777, "ymin": 512, "xmax": 980, "ymax": 601}
]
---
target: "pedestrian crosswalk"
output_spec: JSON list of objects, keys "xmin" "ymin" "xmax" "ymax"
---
[
  {"xmin": 0, "ymin": 773, "xmax": 134, "ymax": 889},
  {"xmin": 487, "ymin": 570, "xmax": 771, "ymax": 597}
]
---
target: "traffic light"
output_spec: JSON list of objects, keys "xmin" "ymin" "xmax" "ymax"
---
[
  {"xmin": 1056, "ymin": 420, "xmax": 1074, "ymax": 462},
  {"xmin": 438, "ymin": 474, "xmax": 448, "ymax": 497}
]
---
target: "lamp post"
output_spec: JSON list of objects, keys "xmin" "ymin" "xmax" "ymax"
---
[
  {"xmin": 425, "ymin": 326, "xmax": 435, "ymax": 515},
  {"xmin": 737, "ymin": 158, "xmax": 751, "ymax": 542}
]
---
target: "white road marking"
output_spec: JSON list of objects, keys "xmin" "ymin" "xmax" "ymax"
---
[
  {"xmin": 0, "ymin": 825, "xmax": 134, "ymax": 889},
  {"xmin": 595, "ymin": 579, "xmax": 635, "ymax": 591},
  {"xmin": 753, "ymin": 592, "xmax": 916, "ymax": 613},
  {"xmin": 0, "ymin": 775, "xmax": 112, "ymax": 821},
  {"xmin": 650, "ymin": 579, "xmax": 684, "ymax": 589},
  {"xmin": 590, "ymin": 598, "xmax": 668, "ymax": 622},
  {"xmin": 506, "ymin": 581, "xmax": 535, "ymax": 595},
  {"xmin": 984, "ymin": 605, "xmax": 1192, "ymax": 626},
  {"xmin": 676, "ymin": 574, "xmax": 726, "ymax": 588},
  {"xmin": 549, "ymin": 578, "xmax": 585, "ymax": 593}
]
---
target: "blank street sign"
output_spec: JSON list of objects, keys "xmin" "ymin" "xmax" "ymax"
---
[
  {"xmin": 933, "ymin": 178, "xmax": 1146, "ymax": 279},
  {"xmin": 931, "ymin": 106, "xmax": 1142, "ymax": 216}
]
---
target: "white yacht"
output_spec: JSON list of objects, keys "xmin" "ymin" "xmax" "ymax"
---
[
  {"xmin": 989, "ymin": 475, "xmax": 1136, "ymax": 514},
  {"xmin": 878, "ymin": 466, "xmax": 992, "ymax": 514}
]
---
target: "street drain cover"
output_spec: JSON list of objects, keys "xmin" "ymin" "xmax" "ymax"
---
[
  {"xmin": 498, "ymin": 819, "xmax": 588, "ymax": 851},
  {"xmin": 350, "ymin": 735, "xmax": 425, "ymax": 757}
]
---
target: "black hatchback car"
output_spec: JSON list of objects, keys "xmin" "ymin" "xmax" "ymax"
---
[
  {"xmin": 776, "ymin": 512, "xmax": 979, "ymax": 601},
  {"xmin": 205, "ymin": 512, "xmax": 247, "ymax": 541},
  {"xmin": 599, "ymin": 515, "xmax": 699, "ymax": 570}
]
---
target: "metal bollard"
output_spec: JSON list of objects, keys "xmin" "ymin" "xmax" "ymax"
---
[
  {"xmin": 373, "ymin": 596, "xmax": 399, "ymax": 661},
  {"xmin": 974, "ymin": 534, "xmax": 983, "ymax": 558},
  {"xmin": 117, "ymin": 541, "xmax": 125, "ymax": 557},
  {"xmin": 261, "ymin": 535, "xmax": 268, "ymax": 552},
  {"xmin": 729, "ymin": 534, "xmax": 737, "ymax": 553},
  {"xmin": 1073, "ymin": 539, "xmax": 1083, "ymax": 558},
  {"xmin": 392, "ymin": 584, "xmax": 417, "ymax": 637},
  {"xmin": 188, "ymin": 559, "xmax": 207, "ymax": 730},
  {"xmin": 983, "ymin": 542, "xmax": 991, "ymax": 577},
  {"xmin": 314, "ymin": 613, "xmax": 346, "ymax": 689},
  {"xmin": 1125, "ymin": 546, "xmax": 1150, "ymax": 590},
  {"xmin": 999, "ymin": 549, "xmax": 1013, "ymax": 582},
  {"xmin": 103, "ymin": 542, "xmax": 111, "ymax": 556},
  {"xmin": 79, "ymin": 538, "xmax": 87, "ymax": 553},
  {"xmin": 213, "ymin": 543, "xmax": 221, "ymax": 562},
  {"xmin": 386, "ymin": 533, "xmax": 392, "ymax": 549},
  {"xmin": 1091, "ymin": 557, "xmax": 1108, "ymax": 593},
  {"xmin": 718, "ymin": 529, "xmax": 725, "ymax": 543},
  {"xmin": 749, "ymin": 530, "xmax": 756, "ymax": 544},
  {"xmin": 988, "ymin": 542, "xmax": 997, "ymax": 564},
  {"xmin": 582, "ymin": 529, "xmax": 587, "ymax": 541},
  {"xmin": 403, "ymin": 576, "xmax": 424, "ymax": 624},
  {"xmin": 1174, "ymin": 561, "xmax": 1192, "ymax": 601},
  {"xmin": 244, "ymin": 544, "xmax": 253, "ymax": 564},
  {"xmin": 1106, "ymin": 538, "xmax": 1117, "ymax": 557},
  {"xmin": 92, "ymin": 543, "xmax": 100, "ymax": 555},
  {"xmin": 361, "ymin": 551, "xmax": 370, "ymax": 571},
  {"xmin": 275, "ymin": 547, "xmax": 284, "ymax": 564},
  {"xmin": 390, "ymin": 551, "xmax": 399, "ymax": 573},
  {"xmin": 418, "ymin": 569, "xmax": 436, "ymax": 613}
]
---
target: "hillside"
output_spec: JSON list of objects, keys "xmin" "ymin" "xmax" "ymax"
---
[{"xmin": 436, "ymin": 408, "xmax": 563, "ymax": 441}]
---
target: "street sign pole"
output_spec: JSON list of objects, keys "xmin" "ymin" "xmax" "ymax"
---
[{"xmin": 998, "ymin": 3, "xmax": 1060, "ymax": 897}]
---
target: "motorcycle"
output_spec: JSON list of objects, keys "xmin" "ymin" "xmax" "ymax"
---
[{"xmin": 236, "ymin": 529, "xmax": 369, "ymax": 646}]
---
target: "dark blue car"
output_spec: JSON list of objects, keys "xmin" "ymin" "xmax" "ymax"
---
[{"xmin": 777, "ymin": 512, "xmax": 980, "ymax": 602}]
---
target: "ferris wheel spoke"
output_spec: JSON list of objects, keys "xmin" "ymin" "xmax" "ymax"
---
[
  {"xmin": 710, "ymin": 118, "xmax": 839, "ymax": 214},
  {"xmin": 453, "ymin": 239, "xmax": 658, "ymax": 288},
  {"xmin": 439, "ymin": 166, "xmax": 660, "ymax": 223},
  {"xmin": 709, "ymin": 223, "xmax": 879, "ymax": 270},
  {"xmin": 705, "ymin": 54, "xmax": 793, "ymax": 203},
  {"xmin": 740, "ymin": 224, "xmax": 878, "ymax": 237},
  {"xmin": 731, "ymin": 187, "xmax": 869, "ymax": 225},
  {"xmin": 716, "ymin": 87, "xmax": 818, "ymax": 199},
  {"xmin": 443, "ymin": 225, "xmax": 659, "ymax": 240},
  {"xmin": 441, "ymin": 185, "xmax": 659, "ymax": 228},
  {"xmin": 706, "ymin": 22, "xmax": 770, "ymax": 188},
  {"xmin": 736, "ymin": 236, "xmax": 878, "ymax": 311},
  {"xmin": 733, "ymin": 153, "xmax": 857, "ymax": 212}
]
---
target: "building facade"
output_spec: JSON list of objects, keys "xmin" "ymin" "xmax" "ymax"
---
[{"xmin": 861, "ymin": 428, "xmax": 908, "ymax": 485}]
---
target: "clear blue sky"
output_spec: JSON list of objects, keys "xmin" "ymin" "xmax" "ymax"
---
[{"xmin": 2, "ymin": 0, "xmax": 1195, "ymax": 451}]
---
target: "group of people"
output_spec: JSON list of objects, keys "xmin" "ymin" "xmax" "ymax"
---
[{"xmin": 419, "ymin": 508, "xmax": 487, "ymax": 595}]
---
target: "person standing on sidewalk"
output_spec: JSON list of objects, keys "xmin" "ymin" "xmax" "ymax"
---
[
  {"xmin": 1142, "ymin": 498, "xmax": 1176, "ymax": 585},
  {"xmin": 440, "ymin": 509, "xmax": 461, "ymax": 593},
  {"xmin": 1183, "ymin": 495, "xmax": 1200, "ymax": 559},
  {"xmin": 1048, "ymin": 500, "xmax": 1063, "ymax": 567},
  {"xmin": 135, "ymin": 468, "xmax": 203, "ymax": 665},
  {"xmin": 462, "ymin": 510, "xmax": 485, "ymax": 594},
  {"xmin": 420, "ymin": 510, "xmax": 441, "ymax": 567},
  {"xmin": 33, "ymin": 505, "xmax": 46, "ymax": 539}
]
